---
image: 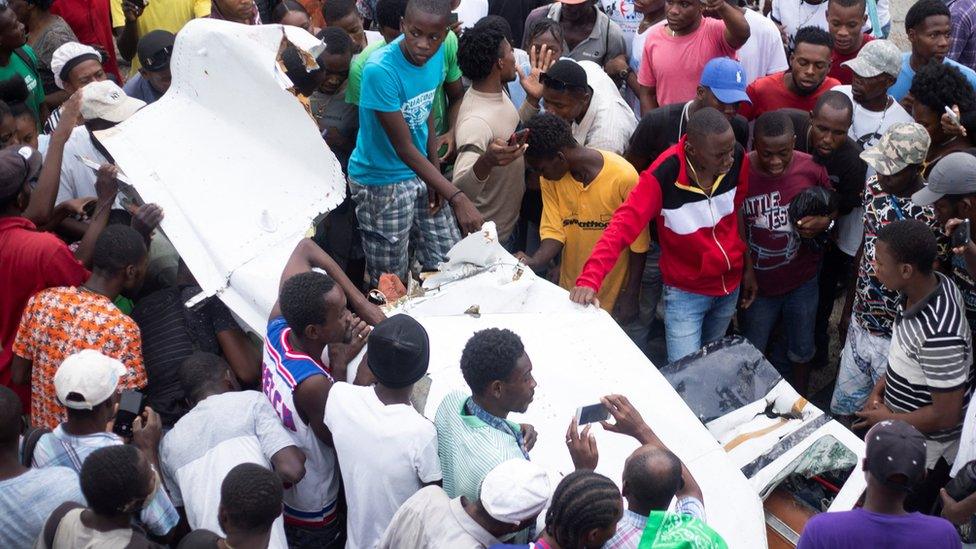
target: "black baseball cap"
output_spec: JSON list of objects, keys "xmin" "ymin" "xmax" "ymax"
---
[
  {"xmin": 865, "ymin": 420, "xmax": 927, "ymax": 491},
  {"xmin": 367, "ymin": 315, "xmax": 430, "ymax": 389},
  {"xmin": 0, "ymin": 146, "xmax": 42, "ymax": 200},
  {"xmin": 137, "ymin": 30, "xmax": 175, "ymax": 72},
  {"xmin": 541, "ymin": 59, "xmax": 589, "ymax": 93}
]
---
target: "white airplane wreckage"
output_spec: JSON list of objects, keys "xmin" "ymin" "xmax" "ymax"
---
[{"xmin": 94, "ymin": 19, "xmax": 866, "ymax": 548}]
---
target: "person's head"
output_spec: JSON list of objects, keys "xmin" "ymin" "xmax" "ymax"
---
[
  {"xmin": 0, "ymin": 76, "xmax": 37, "ymax": 148},
  {"xmin": 460, "ymin": 328, "xmax": 535, "ymax": 414},
  {"xmin": 0, "ymin": 5, "xmax": 26, "ymax": 53},
  {"xmin": 458, "ymin": 25, "xmax": 516, "ymax": 85},
  {"xmin": 523, "ymin": 18, "xmax": 564, "ymax": 59},
  {"xmin": 544, "ymin": 470, "xmax": 623, "ymax": 549},
  {"xmin": 91, "ymin": 224, "xmax": 149, "ymax": 295},
  {"xmin": 80, "ymin": 80, "xmax": 146, "ymax": 128},
  {"xmin": 51, "ymin": 42, "xmax": 105, "ymax": 93},
  {"xmin": 282, "ymin": 45, "xmax": 322, "ymax": 97},
  {"xmin": 905, "ymin": 0, "xmax": 951, "ymax": 62},
  {"xmin": 860, "ymin": 122, "xmax": 930, "ymax": 196},
  {"xmin": 272, "ymin": 0, "xmax": 312, "ymax": 31},
  {"xmin": 622, "ymin": 445, "xmax": 683, "ymax": 514},
  {"xmin": 635, "ymin": 0, "xmax": 665, "ymax": 16},
  {"xmin": 825, "ymin": 0, "xmax": 867, "ymax": 54},
  {"xmin": 0, "ymin": 142, "xmax": 40, "ymax": 213},
  {"xmin": 874, "ymin": 219, "xmax": 937, "ymax": 292},
  {"xmin": 478, "ymin": 459, "xmax": 552, "ymax": 537},
  {"xmin": 136, "ymin": 30, "xmax": 174, "ymax": 96},
  {"xmin": 540, "ymin": 59, "xmax": 591, "ymax": 123},
  {"xmin": 399, "ymin": 0, "xmax": 451, "ymax": 66},
  {"xmin": 911, "ymin": 153, "xmax": 976, "ymax": 225},
  {"xmin": 179, "ymin": 352, "xmax": 237, "ymax": 406},
  {"xmin": 809, "ymin": 90, "xmax": 854, "ymax": 157},
  {"xmin": 862, "ymin": 420, "xmax": 928, "ymax": 497},
  {"xmin": 10, "ymin": 0, "xmax": 55, "ymax": 26},
  {"xmin": 524, "ymin": 112, "xmax": 578, "ymax": 181},
  {"xmin": 374, "ymin": 0, "xmax": 408, "ymax": 43},
  {"xmin": 473, "ymin": 14, "xmax": 515, "ymax": 43},
  {"xmin": 279, "ymin": 271, "xmax": 351, "ymax": 346},
  {"xmin": 909, "ymin": 62, "xmax": 976, "ymax": 144},
  {"xmin": 685, "ymin": 107, "xmax": 735, "ymax": 177},
  {"xmin": 217, "ymin": 463, "xmax": 283, "ymax": 538},
  {"xmin": 845, "ymin": 39, "xmax": 901, "ymax": 108},
  {"xmin": 789, "ymin": 26, "xmax": 834, "ymax": 95},
  {"xmin": 753, "ymin": 111, "xmax": 796, "ymax": 176},
  {"xmin": 80, "ymin": 445, "xmax": 157, "ymax": 518},
  {"xmin": 697, "ymin": 57, "xmax": 750, "ymax": 120},
  {"xmin": 55, "ymin": 349, "xmax": 125, "ymax": 426},
  {"xmin": 559, "ymin": 0, "xmax": 595, "ymax": 24},
  {"xmin": 664, "ymin": 0, "xmax": 703, "ymax": 34},
  {"xmin": 0, "ymin": 99, "xmax": 13, "ymax": 149},
  {"xmin": 324, "ymin": 0, "xmax": 367, "ymax": 52},
  {"xmin": 315, "ymin": 27, "xmax": 354, "ymax": 94},
  {"xmin": 214, "ymin": 0, "xmax": 257, "ymax": 24},
  {"xmin": 0, "ymin": 385, "xmax": 21, "ymax": 452},
  {"xmin": 366, "ymin": 315, "xmax": 430, "ymax": 390}
]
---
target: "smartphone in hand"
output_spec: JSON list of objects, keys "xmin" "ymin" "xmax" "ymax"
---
[
  {"xmin": 575, "ymin": 403, "xmax": 610, "ymax": 425},
  {"xmin": 509, "ymin": 128, "xmax": 530, "ymax": 147},
  {"xmin": 112, "ymin": 390, "xmax": 144, "ymax": 438},
  {"xmin": 953, "ymin": 219, "xmax": 971, "ymax": 248}
]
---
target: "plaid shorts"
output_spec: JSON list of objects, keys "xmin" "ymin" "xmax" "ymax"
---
[
  {"xmin": 830, "ymin": 317, "xmax": 891, "ymax": 416},
  {"xmin": 349, "ymin": 177, "xmax": 461, "ymax": 286}
]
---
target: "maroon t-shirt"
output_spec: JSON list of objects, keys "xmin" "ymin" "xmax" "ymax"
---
[
  {"xmin": 829, "ymin": 35, "xmax": 875, "ymax": 86},
  {"xmin": 740, "ymin": 72, "xmax": 841, "ymax": 120},
  {"xmin": 743, "ymin": 152, "xmax": 831, "ymax": 297}
]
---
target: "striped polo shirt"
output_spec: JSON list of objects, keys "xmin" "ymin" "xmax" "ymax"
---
[
  {"xmin": 433, "ymin": 391, "xmax": 527, "ymax": 501},
  {"xmin": 885, "ymin": 273, "xmax": 973, "ymax": 465}
]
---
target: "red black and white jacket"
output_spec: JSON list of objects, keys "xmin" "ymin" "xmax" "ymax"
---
[{"xmin": 577, "ymin": 135, "xmax": 749, "ymax": 297}]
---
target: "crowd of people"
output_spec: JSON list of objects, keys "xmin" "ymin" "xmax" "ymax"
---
[{"xmin": 3, "ymin": 0, "xmax": 976, "ymax": 546}]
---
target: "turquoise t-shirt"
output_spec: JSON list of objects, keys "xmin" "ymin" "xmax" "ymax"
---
[
  {"xmin": 348, "ymin": 35, "xmax": 446, "ymax": 185},
  {"xmin": 888, "ymin": 52, "xmax": 976, "ymax": 101}
]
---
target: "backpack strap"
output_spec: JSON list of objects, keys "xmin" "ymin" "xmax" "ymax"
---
[
  {"xmin": 12, "ymin": 47, "xmax": 37, "ymax": 74},
  {"xmin": 20, "ymin": 426, "xmax": 50, "ymax": 467},
  {"xmin": 42, "ymin": 501, "xmax": 84, "ymax": 549}
]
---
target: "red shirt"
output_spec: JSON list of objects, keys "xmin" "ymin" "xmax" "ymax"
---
[
  {"xmin": 50, "ymin": 0, "xmax": 122, "ymax": 81},
  {"xmin": 740, "ymin": 71, "xmax": 841, "ymax": 120},
  {"xmin": 0, "ymin": 217, "xmax": 88, "ymax": 407},
  {"xmin": 577, "ymin": 136, "xmax": 750, "ymax": 297},
  {"xmin": 829, "ymin": 34, "xmax": 874, "ymax": 85}
]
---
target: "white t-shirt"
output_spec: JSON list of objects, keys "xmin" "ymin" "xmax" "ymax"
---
[
  {"xmin": 770, "ymin": 0, "xmax": 889, "ymax": 44},
  {"xmin": 834, "ymin": 84, "xmax": 914, "ymax": 256},
  {"xmin": 324, "ymin": 383, "xmax": 442, "ymax": 549},
  {"xmin": 453, "ymin": 0, "xmax": 488, "ymax": 30},
  {"xmin": 601, "ymin": 0, "xmax": 642, "ymax": 56},
  {"xmin": 160, "ymin": 391, "xmax": 296, "ymax": 549},
  {"xmin": 740, "ymin": 9, "xmax": 788, "ymax": 85},
  {"xmin": 38, "ymin": 126, "xmax": 121, "ymax": 209},
  {"xmin": 576, "ymin": 60, "xmax": 638, "ymax": 154}
]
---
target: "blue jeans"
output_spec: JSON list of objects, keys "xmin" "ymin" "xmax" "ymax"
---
[
  {"xmin": 663, "ymin": 284, "xmax": 740, "ymax": 363},
  {"xmin": 622, "ymin": 244, "xmax": 662, "ymax": 355},
  {"xmin": 740, "ymin": 276, "xmax": 819, "ymax": 364}
]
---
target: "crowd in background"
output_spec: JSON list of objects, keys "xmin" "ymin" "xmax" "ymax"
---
[{"xmin": 3, "ymin": 0, "xmax": 976, "ymax": 546}]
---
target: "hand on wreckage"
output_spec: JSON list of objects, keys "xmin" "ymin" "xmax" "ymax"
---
[
  {"xmin": 852, "ymin": 401, "xmax": 892, "ymax": 431},
  {"xmin": 131, "ymin": 203, "xmax": 164, "ymax": 238},
  {"xmin": 569, "ymin": 285, "xmax": 601, "ymax": 309},
  {"xmin": 450, "ymin": 192, "xmax": 484, "ymax": 235}
]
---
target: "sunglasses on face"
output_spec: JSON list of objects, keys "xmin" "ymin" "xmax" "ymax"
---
[{"xmin": 539, "ymin": 72, "xmax": 588, "ymax": 93}]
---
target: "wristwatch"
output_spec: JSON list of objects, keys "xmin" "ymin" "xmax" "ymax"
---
[{"xmin": 616, "ymin": 67, "xmax": 632, "ymax": 82}]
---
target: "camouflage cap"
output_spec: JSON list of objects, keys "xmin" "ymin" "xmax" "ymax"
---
[
  {"xmin": 859, "ymin": 122, "xmax": 931, "ymax": 176},
  {"xmin": 842, "ymin": 39, "xmax": 902, "ymax": 79}
]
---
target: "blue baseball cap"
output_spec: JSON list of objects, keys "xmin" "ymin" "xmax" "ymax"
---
[{"xmin": 699, "ymin": 57, "xmax": 751, "ymax": 105}]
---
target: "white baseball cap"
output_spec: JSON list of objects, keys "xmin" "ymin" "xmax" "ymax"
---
[
  {"xmin": 50, "ymin": 42, "xmax": 102, "ymax": 90},
  {"xmin": 480, "ymin": 459, "xmax": 551, "ymax": 525},
  {"xmin": 80, "ymin": 80, "xmax": 146, "ymax": 123},
  {"xmin": 54, "ymin": 350, "xmax": 126, "ymax": 410}
]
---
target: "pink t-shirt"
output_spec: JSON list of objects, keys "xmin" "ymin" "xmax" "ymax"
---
[{"xmin": 638, "ymin": 18, "xmax": 737, "ymax": 106}]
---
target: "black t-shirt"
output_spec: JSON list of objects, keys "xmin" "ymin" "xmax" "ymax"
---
[
  {"xmin": 176, "ymin": 529, "xmax": 221, "ymax": 549},
  {"xmin": 625, "ymin": 101, "xmax": 750, "ymax": 172},
  {"xmin": 786, "ymin": 108, "xmax": 867, "ymax": 216},
  {"xmin": 130, "ymin": 285, "xmax": 241, "ymax": 427}
]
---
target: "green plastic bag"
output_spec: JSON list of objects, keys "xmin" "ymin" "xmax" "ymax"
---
[{"xmin": 637, "ymin": 511, "xmax": 728, "ymax": 549}]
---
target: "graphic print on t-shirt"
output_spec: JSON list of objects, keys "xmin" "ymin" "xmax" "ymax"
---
[
  {"xmin": 402, "ymin": 89, "xmax": 437, "ymax": 130},
  {"xmin": 743, "ymin": 190, "xmax": 799, "ymax": 271}
]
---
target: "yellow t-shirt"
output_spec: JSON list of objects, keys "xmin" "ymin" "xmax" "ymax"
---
[
  {"xmin": 111, "ymin": 0, "xmax": 211, "ymax": 74},
  {"xmin": 539, "ymin": 151, "xmax": 650, "ymax": 312}
]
